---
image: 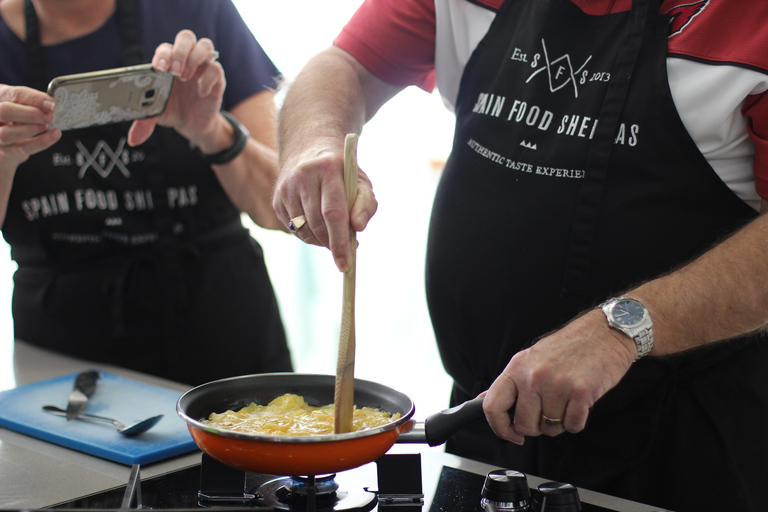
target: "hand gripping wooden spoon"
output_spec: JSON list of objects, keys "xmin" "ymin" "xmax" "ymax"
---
[{"xmin": 334, "ymin": 133, "xmax": 359, "ymax": 434}]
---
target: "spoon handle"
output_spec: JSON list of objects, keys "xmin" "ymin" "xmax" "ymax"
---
[
  {"xmin": 42, "ymin": 405, "xmax": 123, "ymax": 428},
  {"xmin": 334, "ymin": 133, "xmax": 359, "ymax": 434}
]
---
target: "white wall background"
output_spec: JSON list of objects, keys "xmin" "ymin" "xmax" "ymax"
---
[{"xmin": 0, "ymin": 1, "xmax": 457, "ymax": 420}]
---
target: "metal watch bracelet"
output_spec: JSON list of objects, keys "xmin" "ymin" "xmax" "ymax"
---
[
  {"xmin": 599, "ymin": 296, "xmax": 654, "ymax": 360},
  {"xmin": 624, "ymin": 323, "xmax": 654, "ymax": 359}
]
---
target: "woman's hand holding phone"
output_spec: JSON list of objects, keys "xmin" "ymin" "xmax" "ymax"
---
[
  {"xmin": 42, "ymin": 29, "xmax": 226, "ymax": 152},
  {"xmin": 128, "ymin": 30, "xmax": 227, "ymax": 150},
  {"xmin": 0, "ymin": 85, "xmax": 61, "ymax": 168}
]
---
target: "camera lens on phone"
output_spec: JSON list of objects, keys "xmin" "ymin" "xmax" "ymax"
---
[{"xmin": 141, "ymin": 88, "xmax": 157, "ymax": 107}]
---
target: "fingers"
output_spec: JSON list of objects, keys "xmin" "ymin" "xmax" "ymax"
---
[
  {"xmin": 349, "ymin": 172, "xmax": 377, "ymax": 233},
  {"xmin": 0, "ymin": 84, "xmax": 55, "ymax": 111},
  {"xmin": 0, "ymin": 119, "xmax": 49, "ymax": 146},
  {"xmin": 483, "ymin": 368, "xmax": 569, "ymax": 443},
  {"xmin": 483, "ymin": 378, "xmax": 525, "ymax": 445},
  {"xmin": 11, "ymin": 128, "xmax": 62, "ymax": 156},
  {"xmin": 0, "ymin": 85, "xmax": 60, "ymax": 164},
  {"xmin": 0, "ymin": 85, "xmax": 56, "ymax": 129},
  {"xmin": 169, "ymin": 30, "xmax": 197, "ymax": 80},
  {"xmin": 274, "ymin": 152, "xmax": 346, "ymax": 248},
  {"xmin": 152, "ymin": 31, "xmax": 220, "ymax": 85},
  {"xmin": 512, "ymin": 366, "xmax": 571, "ymax": 437},
  {"xmin": 483, "ymin": 314, "xmax": 629, "ymax": 444},
  {"xmin": 194, "ymin": 60, "xmax": 225, "ymax": 98},
  {"xmin": 149, "ymin": 31, "xmax": 224, "ymax": 138},
  {"xmin": 325, "ymin": 188, "xmax": 358, "ymax": 271},
  {"xmin": 273, "ymin": 151, "xmax": 377, "ymax": 272},
  {"xmin": 505, "ymin": 372, "xmax": 593, "ymax": 439},
  {"xmin": 0, "ymin": 125, "xmax": 61, "ymax": 168},
  {"xmin": 126, "ymin": 117, "xmax": 158, "ymax": 147},
  {"xmin": 485, "ymin": 370, "xmax": 576, "ymax": 444},
  {"xmin": 152, "ymin": 30, "xmax": 195, "ymax": 79}
]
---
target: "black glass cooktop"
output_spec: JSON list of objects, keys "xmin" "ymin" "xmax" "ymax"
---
[{"xmin": 49, "ymin": 453, "xmax": 629, "ymax": 512}]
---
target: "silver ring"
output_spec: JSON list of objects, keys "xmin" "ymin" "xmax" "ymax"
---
[
  {"xmin": 209, "ymin": 50, "xmax": 220, "ymax": 63},
  {"xmin": 288, "ymin": 215, "xmax": 306, "ymax": 232},
  {"xmin": 542, "ymin": 415, "xmax": 563, "ymax": 426}
]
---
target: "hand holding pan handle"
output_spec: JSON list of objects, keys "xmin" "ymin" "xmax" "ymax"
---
[{"xmin": 397, "ymin": 396, "xmax": 487, "ymax": 446}]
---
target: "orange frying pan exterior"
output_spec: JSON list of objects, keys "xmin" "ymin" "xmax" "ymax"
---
[
  {"xmin": 188, "ymin": 419, "xmax": 413, "ymax": 475},
  {"xmin": 177, "ymin": 373, "xmax": 416, "ymax": 476}
]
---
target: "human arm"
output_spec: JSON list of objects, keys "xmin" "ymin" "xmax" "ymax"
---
[
  {"xmin": 209, "ymin": 90, "xmax": 284, "ymax": 231},
  {"xmin": 127, "ymin": 30, "xmax": 284, "ymax": 230},
  {"xmin": 483, "ymin": 202, "xmax": 768, "ymax": 444},
  {"xmin": 274, "ymin": 45, "xmax": 403, "ymax": 270},
  {"xmin": 0, "ymin": 85, "xmax": 61, "ymax": 227}
]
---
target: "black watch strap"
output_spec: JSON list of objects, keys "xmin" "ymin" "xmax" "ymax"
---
[{"xmin": 192, "ymin": 111, "xmax": 249, "ymax": 165}]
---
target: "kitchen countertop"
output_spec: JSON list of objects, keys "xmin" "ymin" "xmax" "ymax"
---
[
  {"xmin": 0, "ymin": 341, "xmax": 664, "ymax": 512},
  {"xmin": 0, "ymin": 340, "xmax": 201, "ymax": 510}
]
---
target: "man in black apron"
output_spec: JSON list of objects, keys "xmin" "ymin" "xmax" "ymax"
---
[{"xmin": 274, "ymin": 0, "xmax": 768, "ymax": 510}]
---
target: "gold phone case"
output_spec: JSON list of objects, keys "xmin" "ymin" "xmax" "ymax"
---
[{"xmin": 47, "ymin": 64, "xmax": 174, "ymax": 131}]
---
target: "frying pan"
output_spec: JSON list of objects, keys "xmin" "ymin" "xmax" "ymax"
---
[{"xmin": 176, "ymin": 373, "xmax": 485, "ymax": 476}]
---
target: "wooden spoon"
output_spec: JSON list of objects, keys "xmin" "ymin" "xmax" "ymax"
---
[{"xmin": 334, "ymin": 133, "xmax": 359, "ymax": 433}]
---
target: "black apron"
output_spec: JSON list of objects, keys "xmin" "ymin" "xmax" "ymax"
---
[
  {"xmin": 425, "ymin": 0, "xmax": 768, "ymax": 510},
  {"xmin": 4, "ymin": 0, "xmax": 291, "ymax": 386}
]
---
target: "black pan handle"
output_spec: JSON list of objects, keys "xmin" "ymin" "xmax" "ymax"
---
[{"xmin": 423, "ymin": 395, "xmax": 485, "ymax": 447}]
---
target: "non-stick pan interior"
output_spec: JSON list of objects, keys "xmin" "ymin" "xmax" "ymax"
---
[{"xmin": 177, "ymin": 373, "xmax": 415, "ymax": 440}]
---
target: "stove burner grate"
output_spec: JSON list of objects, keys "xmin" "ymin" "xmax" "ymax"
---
[
  {"xmin": 257, "ymin": 475, "xmax": 376, "ymax": 511},
  {"xmin": 196, "ymin": 453, "xmax": 423, "ymax": 512}
]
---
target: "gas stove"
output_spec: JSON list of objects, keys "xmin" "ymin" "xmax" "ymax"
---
[
  {"xmin": 45, "ymin": 449, "xmax": 668, "ymax": 512},
  {"xmin": 0, "ymin": 345, "xmax": 669, "ymax": 512}
]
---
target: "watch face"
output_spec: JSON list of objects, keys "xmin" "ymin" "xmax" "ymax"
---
[{"xmin": 611, "ymin": 299, "xmax": 645, "ymax": 327}]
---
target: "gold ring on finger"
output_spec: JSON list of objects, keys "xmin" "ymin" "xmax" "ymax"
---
[{"xmin": 289, "ymin": 214, "xmax": 306, "ymax": 233}]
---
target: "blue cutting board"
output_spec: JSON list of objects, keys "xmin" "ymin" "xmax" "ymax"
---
[{"xmin": 0, "ymin": 371, "xmax": 199, "ymax": 465}]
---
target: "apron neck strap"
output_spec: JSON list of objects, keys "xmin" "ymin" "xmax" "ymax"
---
[
  {"xmin": 23, "ymin": 0, "xmax": 145, "ymax": 91},
  {"xmin": 561, "ymin": 0, "xmax": 656, "ymax": 295}
]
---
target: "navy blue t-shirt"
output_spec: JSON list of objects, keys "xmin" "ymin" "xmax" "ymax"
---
[
  {"xmin": 0, "ymin": 0, "xmax": 279, "ymax": 109},
  {"xmin": 0, "ymin": 0, "xmax": 281, "ymax": 264},
  {"xmin": 0, "ymin": 1, "xmax": 293, "ymax": 384}
]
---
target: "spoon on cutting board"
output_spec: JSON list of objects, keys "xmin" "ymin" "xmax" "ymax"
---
[{"xmin": 42, "ymin": 405, "xmax": 163, "ymax": 436}]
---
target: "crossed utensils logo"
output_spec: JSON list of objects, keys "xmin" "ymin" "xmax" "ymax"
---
[{"xmin": 75, "ymin": 137, "xmax": 131, "ymax": 179}]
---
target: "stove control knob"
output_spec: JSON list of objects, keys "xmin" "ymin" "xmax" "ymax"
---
[
  {"xmin": 481, "ymin": 469, "xmax": 533, "ymax": 511},
  {"xmin": 534, "ymin": 481, "xmax": 581, "ymax": 511}
]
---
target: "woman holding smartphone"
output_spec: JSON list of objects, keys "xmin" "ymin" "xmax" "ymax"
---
[{"xmin": 0, "ymin": 0, "xmax": 292, "ymax": 385}]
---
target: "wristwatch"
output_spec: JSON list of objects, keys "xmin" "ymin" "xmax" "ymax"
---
[
  {"xmin": 599, "ymin": 296, "xmax": 654, "ymax": 360},
  {"xmin": 192, "ymin": 111, "xmax": 249, "ymax": 165}
]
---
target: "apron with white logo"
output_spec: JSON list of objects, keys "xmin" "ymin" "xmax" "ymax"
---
[
  {"xmin": 2, "ymin": 0, "xmax": 291, "ymax": 385},
  {"xmin": 426, "ymin": 0, "xmax": 767, "ymax": 509}
]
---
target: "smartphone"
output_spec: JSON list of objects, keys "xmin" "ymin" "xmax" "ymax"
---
[{"xmin": 47, "ymin": 63, "xmax": 174, "ymax": 131}]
